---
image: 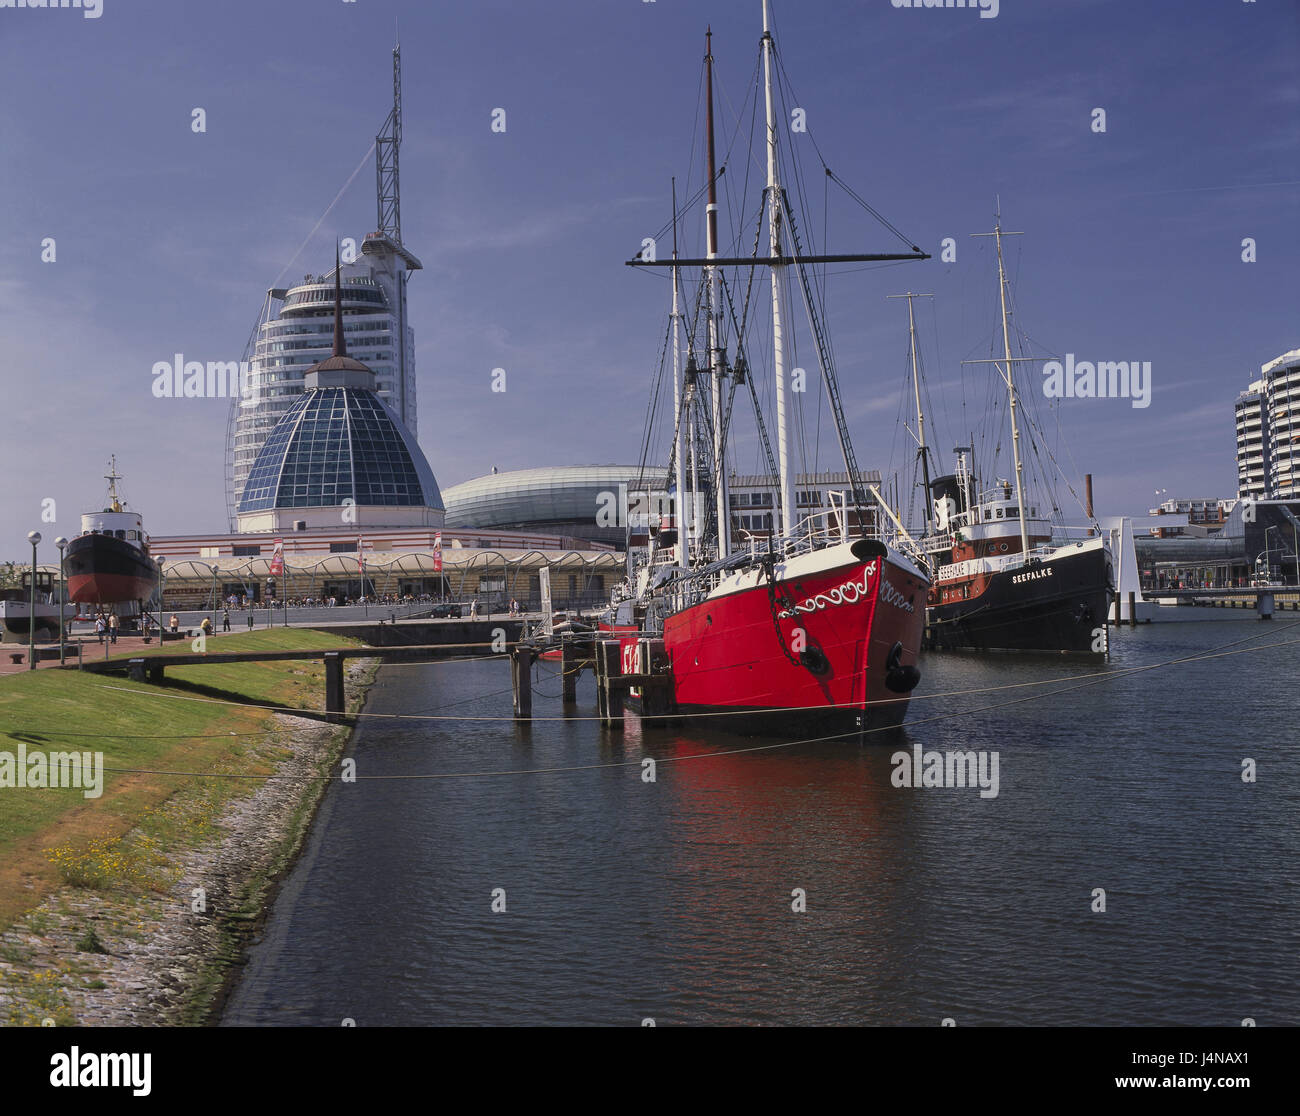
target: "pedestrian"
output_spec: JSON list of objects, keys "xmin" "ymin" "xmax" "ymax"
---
[
  {"xmin": 246, "ymin": 611, "xmax": 255, "ymax": 631},
  {"xmin": 200, "ymin": 616, "xmax": 213, "ymax": 637},
  {"xmin": 108, "ymin": 613, "xmax": 118, "ymax": 644},
  {"xmin": 469, "ymin": 597, "xmax": 478, "ymax": 619},
  {"xmin": 222, "ymin": 608, "xmax": 231, "ymax": 632},
  {"xmin": 95, "ymin": 615, "xmax": 105, "ymax": 644},
  {"xmin": 169, "ymin": 613, "xmax": 179, "ymax": 633}
]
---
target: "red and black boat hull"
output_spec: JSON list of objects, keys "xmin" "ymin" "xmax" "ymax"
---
[
  {"xmin": 658, "ymin": 547, "xmax": 928, "ymax": 737},
  {"xmin": 65, "ymin": 534, "xmax": 158, "ymax": 605},
  {"xmin": 926, "ymin": 543, "xmax": 1112, "ymax": 655}
]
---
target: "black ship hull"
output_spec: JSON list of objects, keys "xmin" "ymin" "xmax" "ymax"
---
[
  {"xmin": 65, "ymin": 534, "xmax": 158, "ymax": 605},
  {"xmin": 926, "ymin": 543, "xmax": 1112, "ymax": 655}
]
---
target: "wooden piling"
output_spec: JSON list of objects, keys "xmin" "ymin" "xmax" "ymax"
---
[
  {"xmin": 638, "ymin": 640, "xmax": 673, "ymax": 720},
  {"xmin": 324, "ymin": 651, "xmax": 345, "ymax": 723},
  {"xmin": 561, "ymin": 636, "xmax": 578, "ymax": 704},
  {"xmin": 598, "ymin": 640, "xmax": 623, "ymax": 729},
  {"xmin": 511, "ymin": 645, "xmax": 534, "ymax": 719},
  {"xmin": 1127, "ymin": 591, "xmax": 1137, "ymax": 627}
]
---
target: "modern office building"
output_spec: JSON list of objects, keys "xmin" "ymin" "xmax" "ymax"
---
[
  {"xmin": 726, "ymin": 470, "xmax": 884, "ymax": 537},
  {"xmin": 230, "ymin": 240, "xmax": 421, "ymax": 516},
  {"xmin": 1146, "ymin": 497, "xmax": 1235, "ymax": 536},
  {"xmin": 1235, "ymin": 348, "xmax": 1300, "ymax": 500},
  {"xmin": 227, "ymin": 46, "xmax": 421, "ymax": 519},
  {"xmin": 235, "ymin": 256, "xmax": 440, "ymax": 535}
]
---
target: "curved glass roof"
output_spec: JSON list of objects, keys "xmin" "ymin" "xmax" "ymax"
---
[
  {"xmin": 238, "ymin": 387, "xmax": 441, "ymax": 513},
  {"xmin": 442, "ymin": 465, "xmax": 669, "ymax": 528}
]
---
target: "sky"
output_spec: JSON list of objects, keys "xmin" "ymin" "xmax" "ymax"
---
[{"xmin": 0, "ymin": 0, "xmax": 1296, "ymax": 557}]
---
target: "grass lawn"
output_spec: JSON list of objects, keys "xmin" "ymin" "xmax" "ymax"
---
[{"xmin": 0, "ymin": 628, "xmax": 363, "ymax": 929}]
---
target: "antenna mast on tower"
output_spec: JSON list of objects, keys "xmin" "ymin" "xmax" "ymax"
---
[{"xmin": 376, "ymin": 43, "xmax": 403, "ymax": 244}]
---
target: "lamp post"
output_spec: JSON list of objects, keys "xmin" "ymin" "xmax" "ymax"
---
[
  {"xmin": 266, "ymin": 578, "xmax": 275, "ymax": 629},
  {"xmin": 157, "ymin": 557, "xmax": 166, "ymax": 640},
  {"xmin": 282, "ymin": 562, "xmax": 288, "ymax": 629},
  {"xmin": 26, "ymin": 531, "xmax": 40, "ymax": 670},
  {"xmin": 55, "ymin": 537, "xmax": 68, "ymax": 665}
]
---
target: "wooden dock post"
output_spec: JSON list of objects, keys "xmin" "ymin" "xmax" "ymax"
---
[
  {"xmin": 598, "ymin": 640, "xmax": 623, "ymax": 729},
  {"xmin": 324, "ymin": 651, "xmax": 345, "ymax": 723},
  {"xmin": 1127, "ymin": 591, "xmax": 1137, "ymax": 627},
  {"xmin": 595, "ymin": 640, "xmax": 607, "ymax": 721},
  {"xmin": 512, "ymin": 644, "xmax": 534, "ymax": 720},
  {"xmin": 561, "ymin": 635, "xmax": 578, "ymax": 704},
  {"xmin": 638, "ymin": 640, "xmax": 674, "ymax": 721}
]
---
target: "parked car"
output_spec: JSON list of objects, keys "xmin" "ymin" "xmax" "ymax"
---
[{"xmin": 431, "ymin": 602, "xmax": 463, "ymax": 618}]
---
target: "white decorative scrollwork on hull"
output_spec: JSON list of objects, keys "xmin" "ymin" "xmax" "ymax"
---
[{"xmin": 778, "ymin": 561, "xmax": 877, "ymax": 618}]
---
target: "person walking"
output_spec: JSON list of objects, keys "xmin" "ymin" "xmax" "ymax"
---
[
  {"xmin": 246, "ymin": 611, "xmax": 255, "ymax": 631},
  {"xmin": 222, "ymin": 607, "xmax": 231, "ymax": 632},
  {"xmin": 469, "ymin": 597, "xmax": 478, "ymax": 619},
  {"xmin": 107, "ymin": 613, "xmax": 118, "ymax": 644},
  {"xmin": 95, "ymin": 615, "xmax": 106, "ymax": 644},
  {"xmin": 169, "ymin": 613, "xmax": 179, "ymax": 633}
]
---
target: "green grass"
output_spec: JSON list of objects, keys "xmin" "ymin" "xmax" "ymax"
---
[{"xmin": 0, "ymin": 627, "xmax": 363, "ymax": 928}]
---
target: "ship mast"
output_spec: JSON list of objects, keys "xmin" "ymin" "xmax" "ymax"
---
[
  {"xmin": 973, "ymin": 210, "xmax": 1030, "ymax": 560},
  {"xmin": 888, "ymin": 292, "xmax": 935, "ymax": 530},
  {"xmin": 762, "ymin": 0, "xmax": 794, "ymax": 542},
  {"xmin": 704, "ymin": 27, "xmax": 731, "ymax": 559},
  {"xmin": 105, "ymin": 455, "xmax": 123, "ymax": 513},
  {"xmin": 671, "ymin": 179, "xmax": 691, "ymax": 568}
]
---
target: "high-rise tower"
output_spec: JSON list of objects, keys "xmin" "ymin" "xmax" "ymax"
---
[
  {"xmin": 226, "ymin": 46, "xmax": 422, "ymax": 522},
  {"xmin": 1235, "ymin": 348, "xmax": 1300, "ymax": 500}
]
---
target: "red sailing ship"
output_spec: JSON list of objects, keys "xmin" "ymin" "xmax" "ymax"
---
[{"xmin": 599, "ymin": 3, "xmax": 930, "ymax": 736}]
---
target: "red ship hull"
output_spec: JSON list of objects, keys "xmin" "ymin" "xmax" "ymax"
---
[
  {"xmin": 660, "ymin": 545, "xmax": 927, "ymax": 736},
  {"xmin": 65, "ymin": 533, "xmax": 158, "ymax": 605},
  {"xmin": 67, "ymin": 572, "xmax": 156, "ymax": 605}
]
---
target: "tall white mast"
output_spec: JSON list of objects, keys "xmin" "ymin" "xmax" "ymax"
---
[
  {"xmin": 992, "ymin": 214, "xmax": 1031, "ymax": 560},
  {"xmin": 704, "ymin": 28, "xmax": 731, "ymax": 559},
  {"xmin": 888, "ymin": 291, "xmax": 935, "ymax": 529},
  {"xmin": 763, "ymin": 0, "xmax": 794, "ymax": 542},
  {"xmin": 671, "ymin": 179, "xmax": 691, "ymax": 568}
]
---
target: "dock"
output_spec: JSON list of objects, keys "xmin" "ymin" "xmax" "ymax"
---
[{"xmin": 509, "ymin": 634, "xmax": 675, "ymax": 727}]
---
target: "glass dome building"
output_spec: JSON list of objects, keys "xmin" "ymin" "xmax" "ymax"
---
[{"xmin": 235, "ymin": 257, "xmax": 443, "ymax": 534}]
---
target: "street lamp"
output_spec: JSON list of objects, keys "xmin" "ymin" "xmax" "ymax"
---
[
  {"xmin": 26, "ymin": 531, "xmax": 40, "ymax": 671},
  {"xmin": 266, "ymin": 578, "xmax": 275, "ymax": 629},
  {"xmin": 54, "ymin": 537, "xmax": 67, "ymax": 665}
]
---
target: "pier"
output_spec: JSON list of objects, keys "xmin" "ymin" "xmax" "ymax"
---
[
  {"xmin": 78, "ymin": 630, "xmax": 521, "ymax": 723},
  {"xmin": 508, "ymin": 635, "xmax": 674, "ymax": 727},
  {"xmin": 1118, "ymin": 586, "xmax": 1300, "ymax": 624}
]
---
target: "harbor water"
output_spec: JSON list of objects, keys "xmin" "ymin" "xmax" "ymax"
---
[{"xmin": 222, "ymin": 618, "xmax": 1299, "ymax": 1026}]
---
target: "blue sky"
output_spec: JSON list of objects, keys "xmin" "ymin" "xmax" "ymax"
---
[{"xmin": 0, "ymin": 0, "xmax": 1295, "ymax": 554}]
